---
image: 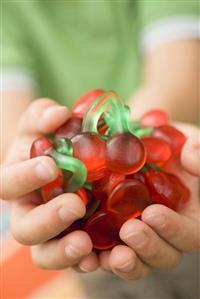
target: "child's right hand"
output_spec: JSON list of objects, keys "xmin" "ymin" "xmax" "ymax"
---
[{"xmin": 1, "ymin": 99, "xmax": 99, "ymax": 271}]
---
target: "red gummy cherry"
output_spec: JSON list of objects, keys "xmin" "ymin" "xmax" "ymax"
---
[
  {"xmin": 84, "ymin": 211, "xmax": 123, "ymax": 250},
  {"xmin": 98, "ymin": 118, "xmax": 109, "ymax": 135},
  {"xmin": 107, "ymin": 179, "xmax": 150, "ymax": 219},
  {"xmin": 92, "ymin": 171, "xmax": 125, "ymax": 200},
  {"xmin": 72, "ymin": 89, "xmax": 104, "ymax": 119},
  {"xmin": 141, "ymin": 110, "xmax": 169, "ymax": 127},
  {"xmin": 153, "ymin": 125, "xmax": 186, "ymax": 155},
  {"xmin": 30, "ymin": 136, "xmax": 53, "ymax": 158},
  {"xmin": 76, "ymin": 188, "xmax": 89, "ymax": 205},
  {"xmin": 141, "ymin": 137, "xmax": 172, "ymax": 163},
  {"xmin": 145, "ymin": 169, "xmax": 189, "ymax": 210},
  {"xmin": 126, "ymin": 171, "xmax": 146, "ymax": 184},
  {"xmin": 84, "ymin": 191, "xmax": 101, "ymax": 219},
  {"xmin": 71, "ymin": 132, "xmax": 107, "ymax": 182},
  {"xmin": 41, "ymin": 170, "xmax": 64, "ymax": 202},
  {"xmin": 56, "ymin": 219, "xmax": 86, "ymax": 239},
  {"xmin": 55, "ymin": 117, "xmax": 82, "ymax": 139},
  {"xmin": 106, "ymin": 132, "xmax": 146, "ymax": 175},
  {"xmin": 167, "ymin": 173, "xmax": 190, "ymax": 206}
]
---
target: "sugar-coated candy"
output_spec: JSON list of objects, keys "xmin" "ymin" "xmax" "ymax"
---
[{"xmin": 30, "ymin": 89, "xmax": 189, "ymax": 251}]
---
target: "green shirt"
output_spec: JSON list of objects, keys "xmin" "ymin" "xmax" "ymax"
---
[{"xmin": 2, "ymin": 0, "xmax": 199, "ymax": 107}]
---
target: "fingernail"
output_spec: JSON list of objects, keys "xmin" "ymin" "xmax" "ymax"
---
[
  {"xmin": 35, "ymin": 161, "xmax": 55, "ymax": 180},
  {"xmin": 146, "ymin": 214, "xmax": 166, "ymax": 228},
  {"xmin": 117, "ymin": 259, "xmax": 135, "ymax": 273},
  {"xmin": 79, "ymin": 264, "xmax": 89, "ymax": 273},
  {"xmin": 65, "ymin": 244, "xmax": 83, "ymax": 259},
  {"xmin": 124, "ymin": 231, "xmax": 148, "ymax": 248}
]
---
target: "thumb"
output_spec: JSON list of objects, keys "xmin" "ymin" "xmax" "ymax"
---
[{"xmin": 181, "ymin": 135, "xmax": 200, "ymax": 177}]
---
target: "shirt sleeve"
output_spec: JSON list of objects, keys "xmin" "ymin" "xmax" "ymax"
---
[
  {"xmin": 137, "ymin": 0, "xmax": 200, "ymax": 53},
  {"xmin": 2, "ymin": 3, "xmax": 37, "ymax": 91}
]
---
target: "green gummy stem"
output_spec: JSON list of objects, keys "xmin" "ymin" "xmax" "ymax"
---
[
  {"xmin": 82, "ymin": 91, "xmax": 129, "ymax": 133},
  {"xmin": 83, "ymin": 200, "xmax": 101, "ymax": 219},
  {"xmin": 50, "ymin": 149, "xmax": 87, "ymax": 192},
  {"xmin": 54, "ymin": 138, "xmax": 73, "ymax": 156}
]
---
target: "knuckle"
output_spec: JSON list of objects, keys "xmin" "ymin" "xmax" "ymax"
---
[{"xmin": 31, "ymin": 246, "xmax": 67, "ymax": 270}]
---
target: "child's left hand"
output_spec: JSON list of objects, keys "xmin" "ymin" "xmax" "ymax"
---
[{"xmin": 95, "ymin": 123, "xmax": 200, "ymax": 280}]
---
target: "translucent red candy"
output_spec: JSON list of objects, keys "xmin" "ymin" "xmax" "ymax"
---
[
  {"xmin": 30, "ymin": 136, "xmax": 53, "ymax": 158},
  {"xmin": 84, "ymin": 211, "xmax": 123, "ymax": 249},
  {"xmin": 97, "ymin": 118, "xmax": 109, "ymax": 135},
  {"xmin": 84, "ymin": 191, "xmax": 101, "ymax": 219},
  {"xmin": 127, "ymin": 171, "xmax": 146, "ymax": 184},
  {"xmin": 76, "ymin": 188, "xmax": 89, "ymax": 205},
  {"xmin": 106, "ymin": 132, "xmax": 146, "ymax": 174},
  {"xmin": 41, "ymin": 170, "xmax": 64, "ymax": 202},
  {"xmin": 153, "ymin": 125, "xmax": 186, "ymax": 155},
  {"xmin": 30, "ymin": 90, "xmax": 190, "ymax": 251},
  {"xmin": 141, "ymin": 137, "xmax": 172, "ymax": 164},
  {"xmin": 56, "ymin": 219, "xmax": 86, "ymax": 239},
  {"xmin": 141, "ymin": 109, "xmax": 169, "ymax": 127},
  {"xmin": 144, "ymin": 169, "xmax": 189, "ymax": 210},
  {"xmin": 72, "ymin": 89, "xmax": 104, "ymax": 119},
  {"xmin": 92, "ymin": 171, "xmax": 125, "ymax": 201},
  {"xmin": 55, "ymin": 117, "xmax": 82, "ymax": 139},
  {"xmin": 107, "ymin": 179, "xmax": 150, "ymax": 219},
  {"xmin": 71, "ymin": 132, "xmax": 107, "ymax": 182}
]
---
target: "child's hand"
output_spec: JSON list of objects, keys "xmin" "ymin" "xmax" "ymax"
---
[
  {"xmin": 1, "ymin": 99, "xmax": 98, "ymax": 271},
  {"xmin": 99, "ymin": 124, "xmax": 200, "ymax": 280}
]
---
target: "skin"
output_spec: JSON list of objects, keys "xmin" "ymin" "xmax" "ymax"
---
[{"xmin": 1, "ymin": 39, "xmax": 200, "ymax": 279}]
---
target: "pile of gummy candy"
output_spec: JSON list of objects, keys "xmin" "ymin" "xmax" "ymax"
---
[{"xmin": 30, "ymin": 89, "xmax": 189, "ymax": 250}]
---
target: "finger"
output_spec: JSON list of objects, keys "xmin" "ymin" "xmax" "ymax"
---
[
  {"xmin": 172, "ymin": 122, "xmax": 199, "ymax": 138},
  {"xmin": 1, "ymin": 156, "xmax": 58, "ymax": 200},
  {"xmin": 31, "ymin": 230, "xmax": 92, "ymax": 270},
  {"xmin": 181, "ymin": 136, "xmax": 200, "ymax": 176},
  {"xmin": 99, "ymin": 250, "xmax": 112, "ymax": 272},
  {"xmin": 120, "ymin": 219, "xmax": 182, "ymax": 269},
  {"xmin": 18, "ymin": 98, "xmax": 70, "ymax": 137},
  {"xmin": 109, "ymin": 245, "xmax": 151, "ymax": 280},
  {"xmin": 142, "ymin": 204, "xmax": 200, "ymax": 252},
  {"xmin": 75, "ymin": 251, "xmax": 99, "ymax": 273},
  {"xmin": 11, "ymin": 193, "xmax": 86, "ymax": 245}
]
